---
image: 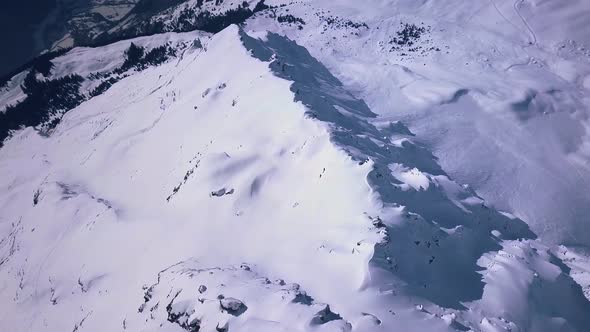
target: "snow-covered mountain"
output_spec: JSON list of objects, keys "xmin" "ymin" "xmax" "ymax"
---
[
  {"xmin": 0, "ymin": 0, "xmax": 143, "ymax": 77},
  {"xmin": 1, "ymin": 1, "xmax": 590, "ymax": 331}
]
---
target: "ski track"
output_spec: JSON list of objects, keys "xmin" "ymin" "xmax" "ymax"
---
[{"xmin": 513, "ymin": 0, "xmax": 537, "ymax": 45}]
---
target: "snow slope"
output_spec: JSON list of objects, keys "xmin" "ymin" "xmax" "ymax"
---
[
  {"xmin": 242, "ymin": 0, "xmax": 590, "ymax": 247},
  {"xmin": 1, "ymin": 23, "xmax": 589, "ymax": 331}
]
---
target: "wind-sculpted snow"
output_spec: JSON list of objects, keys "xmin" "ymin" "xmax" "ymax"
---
[
  {"xmin": 241, "ymin": 30, "xmax": 535, "ymax": 307},
  {"xmin": 240, "ymin": 29, "xmax": 590, "ymax": 330},
  {"xmin": 243, "ymin": 0, "xmax": 590, "ymax": 247}
]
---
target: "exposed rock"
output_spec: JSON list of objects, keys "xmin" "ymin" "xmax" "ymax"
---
[
  {"xmin": 215, "ymin": 320, "xmax": 229, "ymax": 332},
  {"xmin": 211, "ymin": 188, "xmax": 234, "ymax": 197},
  {"xmin": 292, "ymin": 290, "xmax": 314, "ymax": 305},
  {"xmin": 219, "ymin": 297, "xmax": 247, "ymax": 316},
  {"xmin": 310, "ymin": 305, "xmax": 342, "ymax": 325}
]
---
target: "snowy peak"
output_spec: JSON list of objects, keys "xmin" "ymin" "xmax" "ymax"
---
[{"xmin": 0, "ymin": 25, "xmax": 385, "ymax": 331}]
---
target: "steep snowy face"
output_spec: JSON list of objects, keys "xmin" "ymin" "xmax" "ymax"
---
[
  {"xmin": 241, "ymin": 29, "xmax": 590, "ymax": 331},
  {"xmin": 243, "ymin": 0, "xmax": 590, "ymax": 246},
  {"xmin": 0, "ymin": 26, "xmax": 388, "ymax": 332}
]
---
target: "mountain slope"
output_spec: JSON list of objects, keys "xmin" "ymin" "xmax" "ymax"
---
[
  {"xmin": 0, "ymin": 26, "xmax": 382, "ymax": 331},
  {"xmin": 243, "ymin": 0, "xmax": 590, "ymax": 246},
  {"xmin": 1, "ymin": 1, "xmax": 590, "ymax": 331},
  {"xmin": 0, "ymin": 0, "xmax": 141, "ymax": 76}
]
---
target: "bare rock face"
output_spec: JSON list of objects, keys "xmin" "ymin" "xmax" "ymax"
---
[
  {"xmin": 219, "ymin": 297, "xmax": 247, "ymax": 316},
  {"xmin": 215, "ymin": 320, "xmax": 229, "ymax": 332},
  {"xmin": 211, "ymin": 188, "xmax": 234, "ymax": 197},
  {"xmin": 310, "ymin": 304, "xmax": 342, "ymax": 325}
]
